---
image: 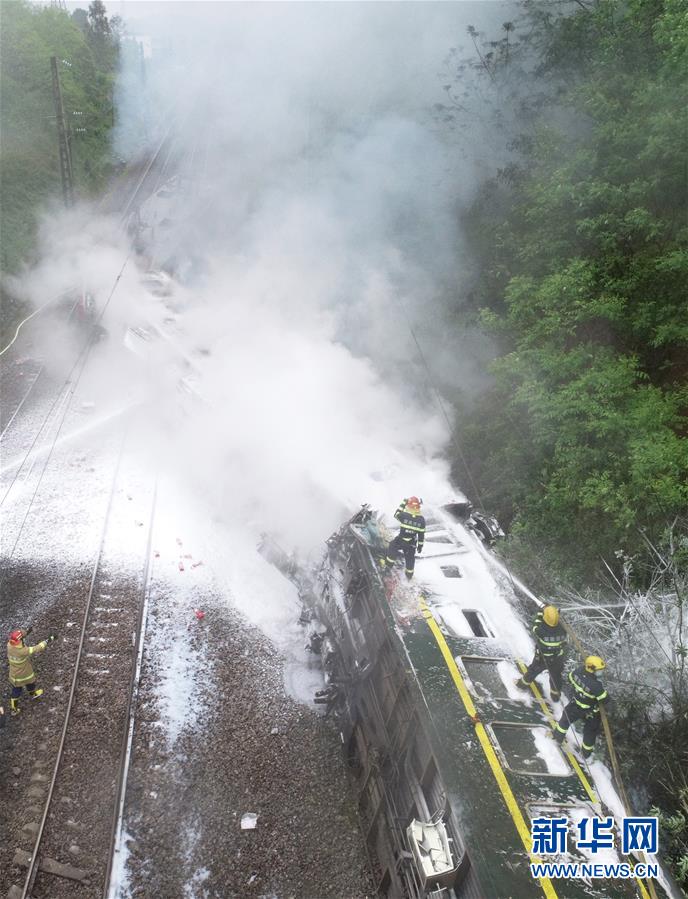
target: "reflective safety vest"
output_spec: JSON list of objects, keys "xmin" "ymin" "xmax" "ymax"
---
[
  {"xmin": 532, "ymin": 613, "xmax": 567, "ymax": 659},
  {"xmin": 7, "ymin": 640, "xmax": 47, "ymax": 686},
  {"xmin": 568, "ymin": 665, "xmax": 608, "ymax": 712},
  {"xmin": 394, "ymin": 501, "xmax": 425, "ymax": 551}
]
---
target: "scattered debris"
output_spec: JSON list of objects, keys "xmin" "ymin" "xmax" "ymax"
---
[
  {"xmin": 240, "ymin": 813, "xmax": 258, "ymax": 830},
  {"xmin": 194, "ymin": 609, "xmax": 206, "ymax": 621}
]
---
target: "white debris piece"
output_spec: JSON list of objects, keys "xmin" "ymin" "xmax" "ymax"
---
[{"xmin": 240, "ymin": 812, "xmax": 258, "ymax": 830}]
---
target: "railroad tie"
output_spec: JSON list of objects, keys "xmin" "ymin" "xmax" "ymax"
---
[{"xmin": 12, "ymin": 847, "xmax": 88, "ymax": 882}]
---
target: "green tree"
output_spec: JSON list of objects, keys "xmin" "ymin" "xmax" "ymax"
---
[
  {"xmin": 0, "ymin": 0, "xmax": 119, "ymax": 278},
  {"xmin": 457, "ymin": 0, "xmax": 688, "ymax": 583}
]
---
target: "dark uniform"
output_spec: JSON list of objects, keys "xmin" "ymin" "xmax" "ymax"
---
[
  {"xmin": 385, "ymin": 499, "xmax": 426, "ymax": 580},
  {"xmin": 520, "ymin": 611, "xmax": 567, "ymax": 700},
  {"xmin": 554, "ymin": 665, "xmax": 608, "ymax": 758}
]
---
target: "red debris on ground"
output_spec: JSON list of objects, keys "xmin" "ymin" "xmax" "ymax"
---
[
  {"xmin": 194, "ymin": 609, "xmax": 206, "ymax": 621},
  {"xmin": 178, "ymin": 560, "xmax": 185, "ymax": 572}
]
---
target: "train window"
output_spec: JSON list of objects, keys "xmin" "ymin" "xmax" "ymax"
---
[
  {"xmin": 409, "ymin": 725, "xmax": 432, "ymax": 782},
  {"xmin": 462, "ymin": 657, "xmax": 511, "ymax": 699},
  {"xmin": 440, "ymin": 565, "xmax": 461, "ymax": 578},
  {"xmin": 442, "ymin": 501, "xmax": 472, "ymax": 521},
  {"xmin": 346, "ymin": 568, "xmax": 368, "ymax": 597},
  {"xmin": 387, "ymin": 684, "xmax": 413, "ymax": 739},
  {"xmin": 490, "ymin": 722, "xmax": 571, "ymax": 777},
  {"xmin": 462, "ymin": 609, "xmax": 495, "ymax": 638}
]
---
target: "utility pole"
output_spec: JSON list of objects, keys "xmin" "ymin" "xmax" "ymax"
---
[{"xmin": 50, "ymin": 55, "xmax": 74, "ymax": 207}]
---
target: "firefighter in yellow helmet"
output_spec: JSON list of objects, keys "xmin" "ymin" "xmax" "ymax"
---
[
  {"xmin": 385, "ymin": 497, "xmax": 426, "ymax": 580},
  {"xmin": 516, "ymin": 605, "xmax": 567, "ymax": 701},
  {"xmin": 553, "ymin": 655, "xmax": 608, "ymax": 759},
  {"xmin": 7, "ymin": 628, "xmax": 56, "ymax": 716}
]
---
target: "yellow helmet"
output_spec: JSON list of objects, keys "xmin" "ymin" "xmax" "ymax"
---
[
  {"xmin": 585, "ymin": 655, "xmax": 606, "ymax": 673},
  {"xmin": 542, "ymin": 605, "xmax": 559, "ymax": 627}
]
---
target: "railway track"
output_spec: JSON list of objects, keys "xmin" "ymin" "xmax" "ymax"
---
[
  {"xmin": 0, "ymin": 126, "xmax": 176, "ymax": 459},
  {"xmin": 2, "ymin": 124, "xmax": 203, "ymax": 898},
  {"xmin": 0, "ymin": 360, "xmax": 44, "ymax": 444},
  {"xmin": 7, "ymin": 430, "xmax": 157, "ymax": 899}
]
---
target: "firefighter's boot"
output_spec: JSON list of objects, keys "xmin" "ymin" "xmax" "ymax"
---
[
  {"xmin": 405, "ymin": 571, "xmax": 413, "ymax": 581},
  {"xmin": 30, "ymin": 688, "xmax": 44, "ymax": 700},
  {"xmin": 10, "ymin": 697, "xmax": 20, "ymax": 716},
  {"xmin": 515, "ymin": 677, "xmax": 530, "ymax": 691},
  {"xmin": 552, "ymin": 729, "xmax": 566, "ymax": 746},
  {"xmin": 581, "ymin": 744, "xmax": 593, "ymax": 760}
]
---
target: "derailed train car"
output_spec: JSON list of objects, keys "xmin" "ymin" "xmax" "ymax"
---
[{"xmin": 298, "ymin": 505, "xmax": 662, "ymax": 899}]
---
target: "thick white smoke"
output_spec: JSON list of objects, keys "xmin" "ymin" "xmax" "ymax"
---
[{"xmin": 14, "ymin": 2, "xmax": 517, "ymax": 552}]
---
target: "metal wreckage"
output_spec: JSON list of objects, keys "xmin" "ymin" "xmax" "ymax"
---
[{"xmin": 260, "ymin": 503, "xmax": 667, "ymax": 899}]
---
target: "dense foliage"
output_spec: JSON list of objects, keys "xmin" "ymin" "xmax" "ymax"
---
[
  {"xmin": 458, "ymin": 0, "xmax": 688, "ymax": 584},
  {"xmin": 456, "ymin": 1, "xmax": 688, "ymax": 887},
  {"xmin": 0, "ymin": 1, "xmax": 119, "ymax": 277}
]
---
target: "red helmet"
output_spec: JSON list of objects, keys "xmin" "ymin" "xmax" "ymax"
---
[
  {"xmin": 406, "ymin": 496, "xmax": 422, "ymax": 511},
  {"xmin": 9, "ymin": 629, "xmax": 24, "ymax": 645}
]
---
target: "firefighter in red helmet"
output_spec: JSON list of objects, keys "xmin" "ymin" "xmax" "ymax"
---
[
  {"xmin": 6, "ymin": 628, "xmax": 56, "ymax": 716},
  {"xmin": 385, "ymin": 497, "xmax": 426, "ymax": 580}
]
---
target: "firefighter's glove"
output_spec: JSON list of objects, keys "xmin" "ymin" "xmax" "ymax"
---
[{"xmin": 416, "ymin": 546, "xmax": 423, "ymax": 555}]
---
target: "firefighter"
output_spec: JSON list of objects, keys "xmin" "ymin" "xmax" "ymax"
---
[
  {"xmin": 7, "ymin": 629, "xmax": 56, "ymax": 716},
  {"xmin": 515, "ymin": 605, "xmax": 567, "ymax": 701},
  {"xmin": 553, "ymin": 655, "xmax": 608, "ymax": 759},
  {"xmin": 385, "ymin": 497, "xmax": 426, "ymax": 580}
]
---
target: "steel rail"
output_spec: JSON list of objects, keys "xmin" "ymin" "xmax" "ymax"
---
[
  {"xmin": 0, "ymin": 367, "xmax": 44, "ymax": 443},
  {"xmin": 103, "ymin": 477, "xmax": 158, "ymax": 899}
]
